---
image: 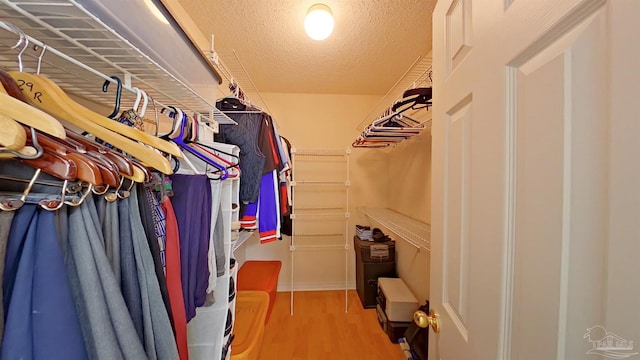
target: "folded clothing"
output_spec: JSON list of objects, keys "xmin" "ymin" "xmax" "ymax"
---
[{"xmin": 356, "ymin": 225, "xmax": 373, "ymax": 240}]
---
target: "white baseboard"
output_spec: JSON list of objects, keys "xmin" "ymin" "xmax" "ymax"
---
[{"xmin": 277, "ymin": 282, "xmax": 357, "ymax": 292}]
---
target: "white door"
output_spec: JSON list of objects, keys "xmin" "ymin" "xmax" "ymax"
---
[{"xmin": 430, "ymin": 0, "xmax": 640, "ymax": 359}]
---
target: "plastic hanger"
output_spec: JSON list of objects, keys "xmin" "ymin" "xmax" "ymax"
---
[
  {"xmin": 133, "ymin": 87, "xmax": 149, "ymax": 118},
  {"xmin": 103, "ymin": 76, "xmax": 122, "ymax": 119},
  {"xmin": 190, "ymin": 114, "xmax": 199, "ymax": 142},
  {"xmin": 8, "ymin": 71, "xmax": 174, "ymax": 174},
  {"xmin": 166, "ymin": 106, "xmax": 184, "ymax": 139},
  {"xmin": 191, "ymin": 143, "xmax": 240, "ymax": 178},
  {"xmin": 171, "ymin": 111, "xmax": 229, "ymax": 179}
]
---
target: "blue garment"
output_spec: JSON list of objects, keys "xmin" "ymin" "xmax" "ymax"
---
[
  {"xmin": 2, "ymin": 204, "xmax": 36, "ymax": 317},
  {"xmin": 2, "ymin": 205, "xmax": 88, "ymax": 359},
  {"xmin": 118, "ymin": 197, "xmax": 144, "ymax": 339},
  {"xmin": 169, "ymin": 174, "xmax": 212, "ymax": 321}
]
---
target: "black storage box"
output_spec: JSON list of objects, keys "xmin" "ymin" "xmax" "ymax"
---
[
  {"xmin": 354, "ymin": 236, "xmax": 396, "ymax": 308},
  {"xmin": 354, "ymin": 235, "xmax": 396, "ymax": 260},
  {"xmin": 376, "ymin": 304, "xmax": 411, "ymax": 343}
]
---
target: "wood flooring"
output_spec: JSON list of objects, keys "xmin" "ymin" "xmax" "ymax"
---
[{"xmin": 258, "ymin": 290, "xmax": 405, "ymax": 360}]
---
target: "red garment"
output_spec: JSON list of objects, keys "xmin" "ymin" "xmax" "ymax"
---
[{"xmin": 162, "ymin": 198, "xmax": 189, "ymax": 360}]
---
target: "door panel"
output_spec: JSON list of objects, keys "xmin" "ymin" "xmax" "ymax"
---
[
  {"xmin": 511, "ymin": 45, "xmax": 567, "ymax": 360},
  {"xmin": 443, "ymin": 99, "xmax": 472, "ymax": 341},
  {"xmin": 431, "ymin": 1, "xmax": 620, "ymax": 359},
  {"xmin": 446, "ymin": 0, "xmax": 472, "ymax": 74},
  {"xmin": 507, "ymin": 10, "xmax": 609, "ymax": 359}
]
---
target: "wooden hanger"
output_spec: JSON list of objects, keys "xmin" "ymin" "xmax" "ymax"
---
[
  {"xmin": 9, "ymin": 72, "xmax": 173, "ymax": 175},
  {"xmin": 7, "ymin": 71, "xmax": 183, "ymax": 159},
  {"xmin": 0, "ymin": 88, "xmax": 66, "ymax": 140},
  {"xmin": 20, "ymin": 148, "xmax": 78, "ymax": 181},
  {"xmin": 32, "ymin": 131, "xmax": 103, "ymax": 186},
  {"xmin": 58, "ymin": 134, "xmax": 124, "ymax": 187},
  {"xmin": 65, "ymin": 131, "xmax": 143, "ymax": 182},
  {"xmin": 0, "ymin": 114, "xmax": 26, "ymax": 151}
]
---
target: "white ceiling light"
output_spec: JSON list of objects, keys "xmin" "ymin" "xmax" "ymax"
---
[{"xmin": 304, "ymin": 4, "xmax": 334, "ymax": 41}]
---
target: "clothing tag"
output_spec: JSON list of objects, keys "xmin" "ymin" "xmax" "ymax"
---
[{"xmin": 370, "ymin": 244, "xmax": 390, "ymax": 259}]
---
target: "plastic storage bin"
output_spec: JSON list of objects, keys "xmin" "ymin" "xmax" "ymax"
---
[
  {"xmin": 237, "ymin": 260, "xmax": 281, "ymax": 323},
  {"xmin": 230, "ymin": 291, "xmax": 270, "ymax": 360}
]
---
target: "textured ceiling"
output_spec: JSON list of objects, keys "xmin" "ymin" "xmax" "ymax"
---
[{"xmin": 176, "ymin": 0, "xmax": 435, "ymax": 95}]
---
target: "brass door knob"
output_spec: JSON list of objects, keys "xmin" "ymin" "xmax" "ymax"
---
[{"xmin": 413, "ymin": 309, "xmax": 440, "ymax": 333}]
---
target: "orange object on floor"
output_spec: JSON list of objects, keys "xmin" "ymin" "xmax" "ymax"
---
[
  {"xmin": 237, "ymin": 261, "xmax": 281, "ymax": 323},
  {"xmin": 230, "ymin": 291, "xmax": 269, "ymax": 360}
]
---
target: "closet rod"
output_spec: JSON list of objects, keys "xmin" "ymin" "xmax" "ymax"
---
[{"xmin": 0, "ymin": 20, "xmax": 237, "ymax": 126}]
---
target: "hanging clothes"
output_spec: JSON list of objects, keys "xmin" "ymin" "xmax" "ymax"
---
[
  {"xmin": 2, "ymin": 204, "xmax": 88, "ymax": 360},
  {"xmin": 257, "ymin": 170, "xmax": 281, "ymax": 244},
  {"xmin": 128, "ymin": 186, "xmax": 179, "ymax": 360},
  {"xmin": 137, "ymin": 184, "xmax": 174, "ymax": 331},
  {"xmin": 279, "ymin": 136, "xmax": 293, "ymax": 236},
  {"xmin": 0, "ymin": 210, "xmax": 14, "ymax": 345},
  {"xmin": 216, "ymin": 110, "xmax": 265, "ymax": 204},
  {"xmin": 216, "ymin": 101, "xmax": 289, "ymax": 243},
  {"xmin": 61, "ymin": 195, "xmax": 149, "ymax": 359},
  {"xmin": 181, "ymin": 147, "xmax": 228, "ymax": 290},
  {"xmin": 169, "ymin": 174, "xmax": 212, "ymax": 321},
  {"xmin": 162, "ymin": 196, "xmax": 189, "ymax": 360}
]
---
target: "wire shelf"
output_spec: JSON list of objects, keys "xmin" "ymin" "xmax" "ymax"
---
[
  {"xmin": 356, "ymin": 55, "xmax": 433, "ymax": 132},
  {"xmin": 214, "ymin": 51, "xmax": 273, "ymax": 117},
  {"xmin": 290, "ymin": 212, "xmax": 349, "ymax": 219},
  {"xmin": 291, "ymin": 180, "xmax": 348, "ymax": 186},
  {"xmin": 232, "ymin": 230, "xmax": 254, "ymax": 251},
  {"xmin": 292, "ymin": 148, "xmax": 350, "ymax": 157},
  {"xmin": 291, "ymin": 244, "xmax": 346, "ymax": 251},
  {"xmin": 0, "ymin": 0, "xmax": 235, "ymax": 124},
  {"xmin": 364, "ymin": 207, "xmax": 431, "ymax": 252}
]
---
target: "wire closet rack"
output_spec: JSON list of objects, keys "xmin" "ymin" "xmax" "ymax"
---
[
  {"xmin": 0, "ymin": 0, "xmax": 236, "ymax": 125},
  {"xmin": 353, "ymin": 54, "xmax": 433, "ymax": 149},
  {"xmin": 361, "ymin": 207, "xmax": 431, "ymax": 252}
]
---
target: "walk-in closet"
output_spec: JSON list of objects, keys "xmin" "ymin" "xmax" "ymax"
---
[{"xmin": 0, "ymin": 1, "xmax": 638, "ymax": 359}]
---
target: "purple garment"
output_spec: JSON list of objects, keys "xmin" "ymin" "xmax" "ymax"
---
[{"xmin": 169, "ymin": 174, "xmax": 212, "ymax": 321}]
